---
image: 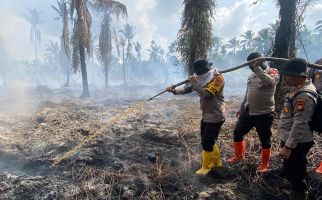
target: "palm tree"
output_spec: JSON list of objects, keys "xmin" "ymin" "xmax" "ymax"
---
[
  {"xmin": 119, "ymin": 36, "xmax": 126, "ymax": 84},
  {"xmin": 134, "ymin": 42, "xmax": 142, "ymax": 62},
  {"xmin": 52, "ymin": 0, "xmax": 71, "ymax": 87},
  {"xmin": 240, "ymin": 30, "xmax": 254, "ymax": 51},
  {"xmin": 272, "ymin": 0, "xmax": 297, "ymax": 113},
  {"xmin": 315, "ymin": 19, "xmax": 322, "ymax": 34},
  {"xmin": 149, "ymin": 40, "xmax": 164, "ymax": 63},
  {"xmin": 22, "ymin": 8, "xmax": 43, "ymax": 85},
  {"xmin": 253, "ymin": 28, "xmax": 273, "ymax": 54},
  {"xmin": 44, "ymin": 41, "xmax": 60, "ymax": 67},
  {"xmin": 91, "ymin": 0, "xmax": 127, "ymax": 87},
  {"xmin": 227, "ymin": 37, "xmax": 239, "ymax": 54},
  {"xmin": 177, "ymin": 0, "xmax": 216, "ymax": 74},
  {"xmin": 120, "ymin": 23, "xmax": 135, "ymax": 62},
  {"xmin": 69, "ymin": 0, "xmax": 92, "ymax": 98},
  {"xmin": 272, "ymin": 0, "xmax": 297, "ymax": 60}
]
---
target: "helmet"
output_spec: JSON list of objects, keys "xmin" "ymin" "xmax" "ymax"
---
[
  {"xmin": 247, "ymin": 52, "xmax": 266, "ymax": 71},
  {"xmin": 281, "ymin": 58, "xmax": 308, "ymax": 77},
  {"xmin": 192, "ymin": 58, "xmax": 213, "ymax": 75}
]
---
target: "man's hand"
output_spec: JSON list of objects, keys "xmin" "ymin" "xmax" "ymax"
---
[
  {"xmin": 277, "ymin": 147, "xmax": 292, "ymax": 159},
  {"xmin": 189, "ymin": 74, "xmax": 199, "ymax": 87},
  {"xmin": 253, "ymin": 57, "xmax": 265, "ymax": 68},
  {"xmin": 165, "ymin": 86, "xmax": 174, "ymax": 93}
]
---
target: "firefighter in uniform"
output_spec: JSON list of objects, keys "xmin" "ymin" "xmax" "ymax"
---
[
  {"xmin": 166, "ymin": 58, "xmax": 226, "ymax": 175},
  {"xmin": 278, "ymin": 58, "xmax": 317, "ymax": 200},
  {"xmin": 227, "ymin": 52, "xmax": 279, "ymax": 173},
  {"xmin": 308, "ymin": 58, "xmax": 322, "ymax": 174}
]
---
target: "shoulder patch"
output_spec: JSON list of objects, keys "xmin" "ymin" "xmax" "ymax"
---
[
  {"xmin": 205, "ymin": 75, "xmax": 224, "ymax": 95},
  {"xmin": 295, "ymin": 99, "xmax": 305, "ymax": 112},
  {"xmin": 315, "ymin": 72, "xmax": 321, "ymax": 80}
]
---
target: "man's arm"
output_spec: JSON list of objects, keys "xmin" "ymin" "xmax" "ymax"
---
[
  {"xmin": 172, "ymin": 84, "xmax": 193, "ymax": 95},
  {"xmin": 254, "ymin": 66, "xmax": 279, "ymax": 86}
]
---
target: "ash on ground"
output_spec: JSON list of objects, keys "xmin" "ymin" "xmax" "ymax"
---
[{"xmin": 0, "ymin": 86, "xmax": 320, "ymax": 200}]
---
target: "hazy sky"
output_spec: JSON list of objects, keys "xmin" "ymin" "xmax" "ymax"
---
[{"xmin": 0, "ymin": 0, "xmax": 321, "ymax": 60}]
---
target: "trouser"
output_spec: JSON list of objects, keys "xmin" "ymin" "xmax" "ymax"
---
[
  {"xmin": 200, "ymin": 120, "xmax": 224, "ymax": 151},
  {"xmin": 233, "ymin": 107, "xmax": 274, "ymax": 149},
  {"xmin": 280, "ymin": 141, "xmax": 314, "ymax": 193}
]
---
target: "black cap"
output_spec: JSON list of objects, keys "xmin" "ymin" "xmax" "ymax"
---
[
  {"xmin": 247, "ymin": 52, "xmax": 267, "ymax": 71},
  {"xmin": 281, "ymin": 58, "xmax": 308, "ymax": 77},
  {"xmin": 193, "ymin": 58, "xmax": 212, "ymax": 75},
  {"xmin": 247, "ymin": 52, "xmax": 262, "ymax": 61}
]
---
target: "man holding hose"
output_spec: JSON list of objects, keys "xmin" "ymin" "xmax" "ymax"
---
[
  {"xmin": 166, "ymin": 58, "xmax": 226, "ymax": 175},
  {"xmin": 227, "ymin": 52, "xmax": 279, "ymax": 173}
]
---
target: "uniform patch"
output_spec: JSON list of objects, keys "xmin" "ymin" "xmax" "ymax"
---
[
  {"xmin": 215, "ymin": 76, "xmax": 224, "ymax": 86},
  {"xmin": 205, "ymin": 75, "xmax": 224, "ymax": 95},
  {"xmin": 296, "ymin": 99, "xmax": 305, "ymax": 112},
  {"xmin": 315, "ymin": 72, "xmax": 321, "ymax": 80},
  {"xmin": 284, "ymin": 106, "xmax": 289, "ymax": 113}
]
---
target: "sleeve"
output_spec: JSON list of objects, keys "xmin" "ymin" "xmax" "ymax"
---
[
  {"xmin": 254, "ymin": 67, "xmax": 279, "ymax": 86},
  {"xmin": 173, "ymin": 84, "xmax": 193, "ymax": 95},
  {"xmin": 285, "ymin": 94, "xmax": 316, "ymax": 148}
]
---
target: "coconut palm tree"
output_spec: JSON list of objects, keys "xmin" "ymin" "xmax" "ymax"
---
[
  {"xmin": 177, "ymin": 0, "xmax": 216, "ymax": 74},
  {"xmin": 22, "ymin": 8, "xmax": 43, "ymax": 85},
  {"xmin": 240, "ymin": 30, "xmax": 254, "ymax": 51},
  {"xmin": 134, "ymin": 42, "xmax": 142, "ymax": 62},
  {"xmin": 149, "ymin": 40, "xmax": 164, "ymax": 63},
  {"xmin": 253, "ymin": 28, "xmax": 273, "ymax": 54},
  {"xmin": 44, "ymin": 41, "xmax": 60, "ymax": 67},
  {"xmin": 120, "ymin": 23, "xmax": 135, "ymax": 62},
  {"xmin": 91, "ymin": 0, "xmax": 127, "ymax": 87},
  {"xmin": 52, "ymin": 0, "xmax": 71, "ymax": 87},
  {"xmin": 119, "ymin": 36, "xmax": 126, "ymax": 84},
  {"xmin": 227, "ymin": 37, "xmax": 240, "ymax": 55}
]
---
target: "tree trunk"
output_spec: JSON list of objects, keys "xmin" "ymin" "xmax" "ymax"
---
[
  {"xmin": 63, "ymin": 69, "xmax": 70, "ymax": 87},
  {"xmin": 79, "ymin": 44, "xmax": 90, "ymax": 98},
  {"xmin": 104, "ymin": 64, "xmax": 109, "ymax": 88},
  {"xmin": 272, "ymin": 0, "xmax": 297, "ymax": 113},
  {"xmin": 272, "ymin": 0, "xmax": 297, "ymax": 64},
  {"xmin": 34, "ymin": 32, "xmax": 39, "ymax": 85},
  {"xmin": 122, "ymin": 47, "xmax": 126, "ymax": 85}
]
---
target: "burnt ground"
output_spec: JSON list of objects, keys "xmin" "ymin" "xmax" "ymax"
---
[{"xmin": 0, "ymin": 85, "xmax": 321, "ymax": 200}]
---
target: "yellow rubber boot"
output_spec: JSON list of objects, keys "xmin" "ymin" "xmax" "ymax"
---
[
  {"xmin": 213, "ymin": 144, "xmax": 222, "ymax": 167},
  {"xmin": 195, "ymin": 150, "xmax": 215, "ymax": 175}
]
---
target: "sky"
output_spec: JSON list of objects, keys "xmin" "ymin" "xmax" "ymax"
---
[{"xmin": 0, "ymin": 0, "xmax": 322, "ymax": 61}]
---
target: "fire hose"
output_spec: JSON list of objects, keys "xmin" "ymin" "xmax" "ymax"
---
[{"xmin": 147, "ymin": 57, "xmax": 322, "ymax": 101}]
